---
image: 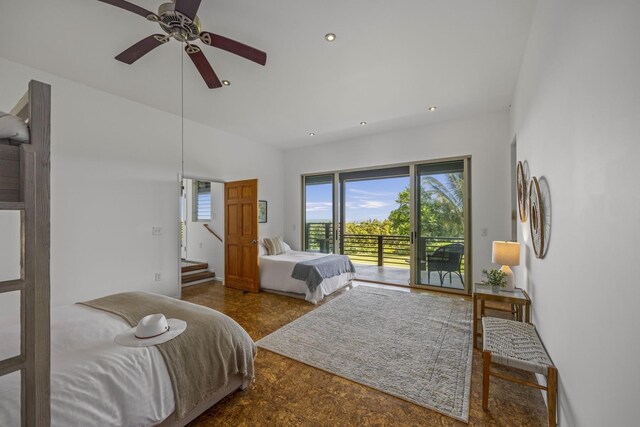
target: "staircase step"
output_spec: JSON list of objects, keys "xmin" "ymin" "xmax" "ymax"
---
[
  {"xmin": 182, "ymin": 271, "xmax": 216, "ymax": 284},
  {"xmin": 181, "ymin": 262, "xmax": 208, "ymax": 273}
]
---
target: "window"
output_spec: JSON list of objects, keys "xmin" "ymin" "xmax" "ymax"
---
[
  {"xmin": 303, "ymin": 174, "xmax": 334, "ymax": 253},
  {"xmin": 192, "ymin": 180, "xmax": 212, "ymax": 222}
]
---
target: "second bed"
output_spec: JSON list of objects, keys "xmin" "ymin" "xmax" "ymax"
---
[{"xmin": 259, "ymin": 250, "xmax": 355, "ymax": 303}]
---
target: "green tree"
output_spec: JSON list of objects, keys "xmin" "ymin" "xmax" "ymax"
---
[
  {"xmin": 387, "ymin": 188, "xmax": 411, "ymax": 235},
  {"xmin": 344, "ymin": 218, "xmax": 393, "ymax": 235},
  {"xmin": 387, "ymin": 173, "xmax": 464, "ymax": 238},
  {"xmin": 425, "ymin": 173, "xmax": 464, "ymax": 237}
]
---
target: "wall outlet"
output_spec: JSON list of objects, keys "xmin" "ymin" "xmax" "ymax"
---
[
  {"xmin": 481, "ymin": 228, "xmax": 488, "ymax": 237},
  {"xmin": 199, "ymin": 242, "xmax": 203, "ymax": 248},
  {"xmin": 293, "ymin": 224, "xmax": 296, "ymax": 231},
  {"xmin": 152, "ymin": 227, "xmax": 162, "ymax": 236},
  {"xmin": 154, "ymin": 273, "xmax": 161, "ymax": 282}
]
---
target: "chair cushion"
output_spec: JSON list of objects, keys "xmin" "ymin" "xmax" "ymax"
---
[{"xmin": 482, "ymin": 317, "xmax": 553, "ymax": 375}]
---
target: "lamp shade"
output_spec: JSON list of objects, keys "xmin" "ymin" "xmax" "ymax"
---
[{"xmin": 492, "ymin": 241, "xmax": 520, "ymax": 266}]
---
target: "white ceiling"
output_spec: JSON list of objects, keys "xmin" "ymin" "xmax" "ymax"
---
[{"xmin": 0, "ymin": 0, "xmax": 536, "ymax": 149}]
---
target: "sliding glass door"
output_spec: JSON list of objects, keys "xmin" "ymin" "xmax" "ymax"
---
[
  {"xmin": 303, "ymin": 174, "xmax": 335, "ymax": 254},
  {"xmin": 301, "ymin": 157, "xmax": 471, "ymax": 293},
  {"xmin": 339, "ymin": 167, "xmax": 410, "ymax": 286},
  {"xmin": 412, "ymin": 159, "xmax": 470, "ymax": 292}
]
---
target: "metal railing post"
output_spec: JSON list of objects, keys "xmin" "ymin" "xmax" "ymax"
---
[
  {"xmin": 378, "ymin": 235, "xmax": 384, "ymax": 266},
  {"xmin": 324, "ymin": 223, "xmax": 331, "ymax": 253}
]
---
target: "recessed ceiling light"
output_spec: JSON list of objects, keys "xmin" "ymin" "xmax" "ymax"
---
[
  {"xmin": 325, "ymin": 33, "xmax": 336, "ymax": 42},
  {"xmin": 428, "ymin": 106, "xmax": 437, "ymax": 111},
  {"xmin": 222, "ymin": 80, "xmax": 230, "ymax": 86},
  {"xmin": 309, "ymin": 132, "xmax": 316, "ymax": 136},
  {"xmin": 360, "ymin": 122, "xmax": 367, "ymax": 126}
]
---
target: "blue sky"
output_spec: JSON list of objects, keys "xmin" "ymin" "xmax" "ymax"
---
[{"xmin": 305, "ymin": 177, "xmax": 409, "ymax": 222}]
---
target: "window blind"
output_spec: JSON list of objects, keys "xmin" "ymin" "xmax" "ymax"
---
[{"xmin": 193, "ymin": 181, "xmax": 212, "ymax": 222}]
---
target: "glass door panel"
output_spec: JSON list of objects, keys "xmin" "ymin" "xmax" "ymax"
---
[
  {"xmin": 304, "ymin": 174, "xmax": 334, "ymax": 253},
  {"xmin": 414, "ymin": 160, "xmax": 469, "ymax": 291},
  {"xmin": 341, "ymin": 175, "xmax": 410, "ymax": 286}
]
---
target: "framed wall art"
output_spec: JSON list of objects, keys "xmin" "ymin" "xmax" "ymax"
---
[{"xmin": 258, "ymin": 200, "xmax": 268, "ymax": 223}]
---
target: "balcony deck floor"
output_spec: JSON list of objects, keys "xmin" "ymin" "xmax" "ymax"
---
[{"xmin": 354, "ymin": 263, "xmax": 465, "ymax": 290}]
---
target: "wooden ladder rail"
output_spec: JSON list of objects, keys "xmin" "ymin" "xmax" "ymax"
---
[
  {"xmin": 0, "ymin": 80, "xmax": 51, "ymax": 426},
  {"xmin": 203, "ymin": 223, "xmax": 223, "ymax": 242}
]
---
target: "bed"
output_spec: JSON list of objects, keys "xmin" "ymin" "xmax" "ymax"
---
[
  {"xmin": 0, "ymin": 294, "xmax": 256, "ymax": 427},
  {"xmin": 259, "ymin": 249, "xmax": 356, "ymax": 303}
]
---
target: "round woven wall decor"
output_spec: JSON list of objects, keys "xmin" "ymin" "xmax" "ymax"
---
[
  {"xmin": 529, "ymin": 176, "xmax": 545, "ymax": 258},
  {"xmin": 516, "ymin": 161, "xmax": 527, "ymax": 222}
]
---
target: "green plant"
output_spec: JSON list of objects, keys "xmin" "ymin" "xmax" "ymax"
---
[{"xmin": 481, "ymin": 269, "xmax": 507, "ymax": 288}]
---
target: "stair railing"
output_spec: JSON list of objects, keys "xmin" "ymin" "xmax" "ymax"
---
[{"xmin": 203, "ymin": 224, "xmax": 223, "ymax": 242}]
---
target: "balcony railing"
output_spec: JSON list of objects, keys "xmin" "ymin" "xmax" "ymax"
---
[
  {"xmin": 343, "ymin": 234, "xmax": 410, "ymax": 267},
  {"xmin": 304, "ymin": 222, "xmax": 464, "ymax": 268},
  {"xmin": 305, "ymin": 222, "xmax": 334, "ymax": 253}
]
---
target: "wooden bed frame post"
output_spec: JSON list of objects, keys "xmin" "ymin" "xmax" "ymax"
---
[
  {"xmin": 0, "ymin": 80, "xmax": 51, "ymax": 426},
  {"xmin": 24, "ymin": 80, "xmax": 51, "ymax": 426}
]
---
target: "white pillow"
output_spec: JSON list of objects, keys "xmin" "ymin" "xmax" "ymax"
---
[
  {"xmin": 0, "ymin": 112, "xmax": 29, "ymax": 142},
  {"xmin": 283, "ymin": 242, "xmax": 292, "ymax": 252},
  {"xmin": 258, "ymin": 242, "xmax": 267, "ymax": 256},
  {"xmin": 263, "ymin": 237, "xmax": 286, "ymax": 255}
]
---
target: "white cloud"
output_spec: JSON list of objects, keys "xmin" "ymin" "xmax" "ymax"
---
[
  {"xmin": 358, "ymin": 200, "xmax": 390, "ymax": 209},
  {"xmin": 305, "ymin": 202, "xmax": 332, "ymax": 212},
  {"xmin": 348, "ymin": 188, "xmax": 396, "ymax": 197}
]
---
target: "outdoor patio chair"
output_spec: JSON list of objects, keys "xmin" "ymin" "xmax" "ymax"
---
[{"xmin": 427, "ymin": 243, "xmax": 464, "ymax": 286}]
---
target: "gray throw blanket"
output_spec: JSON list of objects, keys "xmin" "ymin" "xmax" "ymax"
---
[
  {"xmin": 291, "ymin": 255, "xmax": 356, "ymax": 292},
  {"xmin": 80, "ymin": 292, "xmax": 256, "ymax": 420}
]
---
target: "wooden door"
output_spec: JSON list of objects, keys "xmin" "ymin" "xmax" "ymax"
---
[{"xmin": 224, "ymin": 179, "xmax": 260, "ymax": 292}]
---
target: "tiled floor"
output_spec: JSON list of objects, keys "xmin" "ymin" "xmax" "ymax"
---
[
  {"xmin": 355, "ymin": 264, "xmax": 465, "ymax": 290},
  {"xmin": 182, "ymin": 281, "xmax": 547, "ymax": 426}
]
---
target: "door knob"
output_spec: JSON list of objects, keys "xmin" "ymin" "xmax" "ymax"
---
[{"xmin": 251, "ymin": 240, "xmax": 258, "ymax": 244}]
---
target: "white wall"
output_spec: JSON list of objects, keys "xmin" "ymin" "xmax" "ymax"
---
[
  {"xmin": 0, "ymin": 211, "xmax": 21, "ymax": 327},
  {"xmin": 283, "ymin": 110, "xmax": 513, "ymax": 284},
  {"xmin": 510, "ymin": 1, "xmax": 640, "ymax": 425},
  {"xmin": 0, "ymin": 57, "xmax": 284, "ymax": 309},
  {"xmin": 184, "ymin": 179, "xmax": 224, "ymax": 279}
]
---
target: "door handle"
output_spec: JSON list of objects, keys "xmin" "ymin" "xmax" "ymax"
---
[{"xmin": 251, "ymin": 240, "xmax": 258, "ymax": 244}]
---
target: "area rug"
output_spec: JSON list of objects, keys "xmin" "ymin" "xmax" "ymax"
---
[{"xmin": 256, "ymin": 286, "xmax": 474, "ymax": 422}]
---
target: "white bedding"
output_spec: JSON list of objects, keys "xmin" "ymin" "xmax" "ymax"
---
[
  {"xmin": 259, "ymin": 251, "xmax": 354, "ymax": 303},
  {"xmin": 0, "ymin": 304, "xmax": 175, "ymax": 426},
  {"xmin": 0, "ymin": 111, "xmax": 29, "ymax": 142}
]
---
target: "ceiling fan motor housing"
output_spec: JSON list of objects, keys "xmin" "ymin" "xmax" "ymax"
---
[{"xmin": 156, "ymin": 2, "xmax": 201, "ymax": 42}]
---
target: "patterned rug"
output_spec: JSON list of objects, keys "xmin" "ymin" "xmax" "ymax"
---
[{"xmin": 256, "ymin": 286, "xmax": 474, "ymax": 422}]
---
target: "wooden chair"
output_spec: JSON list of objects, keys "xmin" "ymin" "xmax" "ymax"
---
[{"xmin": 481, "ymin": 317, "xmax": 557, "ymax": 427}]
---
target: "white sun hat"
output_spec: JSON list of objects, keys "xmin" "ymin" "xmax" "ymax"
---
[{"xmin": 115, "ymin": 313, "xmax": 187, "ymax": 347}]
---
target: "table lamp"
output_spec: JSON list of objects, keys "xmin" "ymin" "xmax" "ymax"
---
[{"xmin": 492, "ymin": 241, "xmax": 520, "ymax": 291}]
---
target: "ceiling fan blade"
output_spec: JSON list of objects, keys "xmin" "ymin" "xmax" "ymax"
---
[
  {"xmin": 185, "ymin": 45, "xmax": 222, "ymax": 89},
  {"xmin": 174, "ymin": 0, "xmax": 202, "ymax": 21},
  {"xmin": 199, "ymin": 32, "xmax": 267, "ymax": 66},
  {"xmin": 115, "ymin": 35, "xmax": 169, "ymax": 64},
  {"xmin": 97, "ymin": 0, "xmax": 157, "ymax": 19}
]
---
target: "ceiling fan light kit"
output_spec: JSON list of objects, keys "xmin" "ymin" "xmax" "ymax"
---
[{"xmin": 98, "ymin": 0, "xmax": 267, "ymax": 88}]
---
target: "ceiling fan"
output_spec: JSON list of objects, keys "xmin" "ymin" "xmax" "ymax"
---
[{"xmin": 98, "ymin": 0, "xmax": 267, "ymax": 88}]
